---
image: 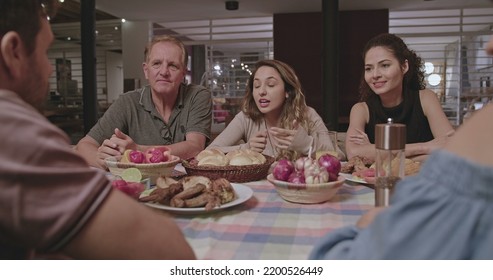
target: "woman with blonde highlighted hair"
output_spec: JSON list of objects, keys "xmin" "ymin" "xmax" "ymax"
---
[{"xmin": 208, "ymin": 59, "xmax": 344, "ymax": 160}]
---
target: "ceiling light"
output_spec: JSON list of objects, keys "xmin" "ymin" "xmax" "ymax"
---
[
  {"xmin": 428, "ymin": 74, "xmax": 441, "ymax": 86},
  {"xmin": 424, "ymin": 62, "xmax": 434, "ymax": 74}
]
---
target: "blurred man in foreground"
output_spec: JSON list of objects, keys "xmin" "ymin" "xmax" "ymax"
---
[{"xmin": 0, "ymin": 0, "xmax": 194, "ymax": 259}]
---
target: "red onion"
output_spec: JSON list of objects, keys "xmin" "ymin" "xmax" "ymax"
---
[
  {"xmin": 129, "ymin": 150, "xmax": 145, "ymax": 163},
  {"xmin": 144, "ymin": 147, "xmax": 171, "ymax": 163},
  {"xmin": 272, "ymin": 159, "xmax": 295, "ymax": 181},
  {"xmin": 287, "ymin": 170, "xmax": 305, "ymax": 184},
  {"xmin": 318, "ymin": 153, "xmax": 341, "ymax": 181}
]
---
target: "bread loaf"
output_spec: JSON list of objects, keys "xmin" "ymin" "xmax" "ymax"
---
[
  {"xmin": 197, "ymin": 154, "xmax": 229, "ymax": 166},
  {"xmin": 225, "ymin": 149, "xmax": 243, "ymax": 160},
  {"xmin": 196, "ymin": 148, "xmax": 267, "ymax": 166},
  {"xmin": 244, "ymin": 149, "xmax": 266, "ymax": 164},
  {"xmin": 196, "ymin": 148, "xmax": 225, "ymax": 161},
  {"xmin": 226, "ymin": 149, "xmax": 266, "ymax": 164},
  {"xmin": 229, "ymin": 155, "xmax": 254, "ymax": 166}
]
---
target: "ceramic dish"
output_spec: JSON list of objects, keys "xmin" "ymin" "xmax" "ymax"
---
[
  {"xmin": 267, "ymin": 174, "xmax": 345, "ymax": 204},
  {"xmin": 339, "ymin": 173, "xmax": 371, "ymax": 184},
  {"xmin": 142, "ymin": 183, "xmax": 253, "ymax": 214}
]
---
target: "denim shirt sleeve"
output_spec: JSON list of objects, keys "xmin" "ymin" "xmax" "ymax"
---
[
  {"xmin": 309, "ymin": 226, "xmax": 360, "ymax": 259},
  {"xmin": 309, "ymin": 149, "xmax": 493, "ymax": 259}
]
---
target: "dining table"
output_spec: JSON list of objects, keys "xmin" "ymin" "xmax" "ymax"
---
[{"xmin": 151, "ymin": 166, "xmax": 376, "ymax": 260}]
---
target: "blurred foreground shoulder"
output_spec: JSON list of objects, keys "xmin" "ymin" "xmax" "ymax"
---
[
  {"xmin": 63, "ymin": 190, "xmax": 195, "ymax": 259},
  {"xmin": 445, "ymin": 103, "xmax": 493, "ymax": 167}
]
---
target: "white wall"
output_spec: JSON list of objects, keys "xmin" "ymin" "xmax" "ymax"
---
[
  {"xmin": 106, "ymin": 51, "xmax": 124, "ymax": 103},
  {"xmin": 122, "ymin": 20, "xmax": 152, "ymax": 87}
]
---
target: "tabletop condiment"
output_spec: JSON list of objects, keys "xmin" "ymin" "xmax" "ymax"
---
[{"xmin": 374, "ymin": 118, "xmax": 406, "ymax": 207}]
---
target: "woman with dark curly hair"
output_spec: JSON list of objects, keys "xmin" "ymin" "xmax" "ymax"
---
[
  {"xmin": 311, "ymin": 31, "xmax": 493, "ymax": 260},
  {"xmin": 208, "ymin": 59, "xmax": 344, "ymax": 161},
  {"xmin": 345, "ymin": 33, "xmax": 454, "ymax": 162}
]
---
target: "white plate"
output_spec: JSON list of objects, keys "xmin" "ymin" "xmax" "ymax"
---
[
  {"xmin": 143, "ymin": 183, "xmax": 253, "ymax": 214},
  {"xmin": 339, "ymin": 173, "xmax": 370, "ymax": 184}
]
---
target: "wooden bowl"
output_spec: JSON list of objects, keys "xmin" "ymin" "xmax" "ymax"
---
[
  {"xmin": 105, "ymin": 155, "xmax": 181, "ymax": 184},
  {"xmin": 267, "ymin": 174, "xmax": 345, "ymax": 204}
]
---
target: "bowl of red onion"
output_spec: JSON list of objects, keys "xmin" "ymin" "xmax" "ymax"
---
[
  {"xmin": 105, "ymin": 147, "xmax": 181, "ymax": 185},
  {"xmin": 266, "ymin": 154, "xmax": 345, "ymax": 204}
]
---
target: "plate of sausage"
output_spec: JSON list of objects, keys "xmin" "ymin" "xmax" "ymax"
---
[
  {"xmin": 339, "ymin": 173, "xmax": 371, "ymax": 184},
  {"xmin": 142, "ymin": 183, "xmax": 253, "ymax": 214}
]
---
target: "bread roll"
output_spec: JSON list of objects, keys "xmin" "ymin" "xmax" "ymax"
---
[
  {"xmin": 225, "ymin": 149, "xmax": 266, "ymax": 165},
  {"xmin": 229, "ymin": 155, "xmax": 254, "ymax": 166},
  {"xmin": 243, "ymin": 149, "xmax": 266, "ymax": 164},
  {"xmin": 197, "ymin": 154, "xmax": 228, "ymax": 166},
  {"xmin": 225, "ymin": 149, "xmax": 243, "ymax": 160},
  {"xmin": 196, "ymin": 149, "xmax": 225, "ymax": 161}
]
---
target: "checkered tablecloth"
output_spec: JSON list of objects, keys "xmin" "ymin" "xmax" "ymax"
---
[{"xmin": 173, "ymin": 180, "xmax": 374, "ymax": 260}]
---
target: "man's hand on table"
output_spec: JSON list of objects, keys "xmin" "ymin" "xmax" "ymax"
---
[{"xmin": 95, "ymin": 128, "xmax": 139, "ymax": 168}]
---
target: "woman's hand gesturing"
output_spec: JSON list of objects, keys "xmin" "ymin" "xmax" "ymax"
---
[{"xmin": 248, "ymin": 130, "xmax": 267, "ymax": 153}]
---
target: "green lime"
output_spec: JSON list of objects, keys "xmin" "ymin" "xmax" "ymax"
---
[{"xmin": 121, "ymin": 167, "xmax": 142, "ymax": 183}]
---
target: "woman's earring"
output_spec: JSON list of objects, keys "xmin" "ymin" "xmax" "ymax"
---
[{"xmin": 285, "ymin": 94, "xmax": 289, "ymax": 99}]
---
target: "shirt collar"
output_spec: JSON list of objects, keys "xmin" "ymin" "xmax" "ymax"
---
[{"xmin": 139, "ymin": 83, "xmax": 186, "ymax": 118}]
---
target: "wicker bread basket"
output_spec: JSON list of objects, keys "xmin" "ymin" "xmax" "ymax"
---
[
  {"xmin": 182, "ymin": 155, "xmax": 275, "ymax": 183},
  {"xmin": 105, "ymin": 155, "xmax": 181, "ymax": 184}
]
